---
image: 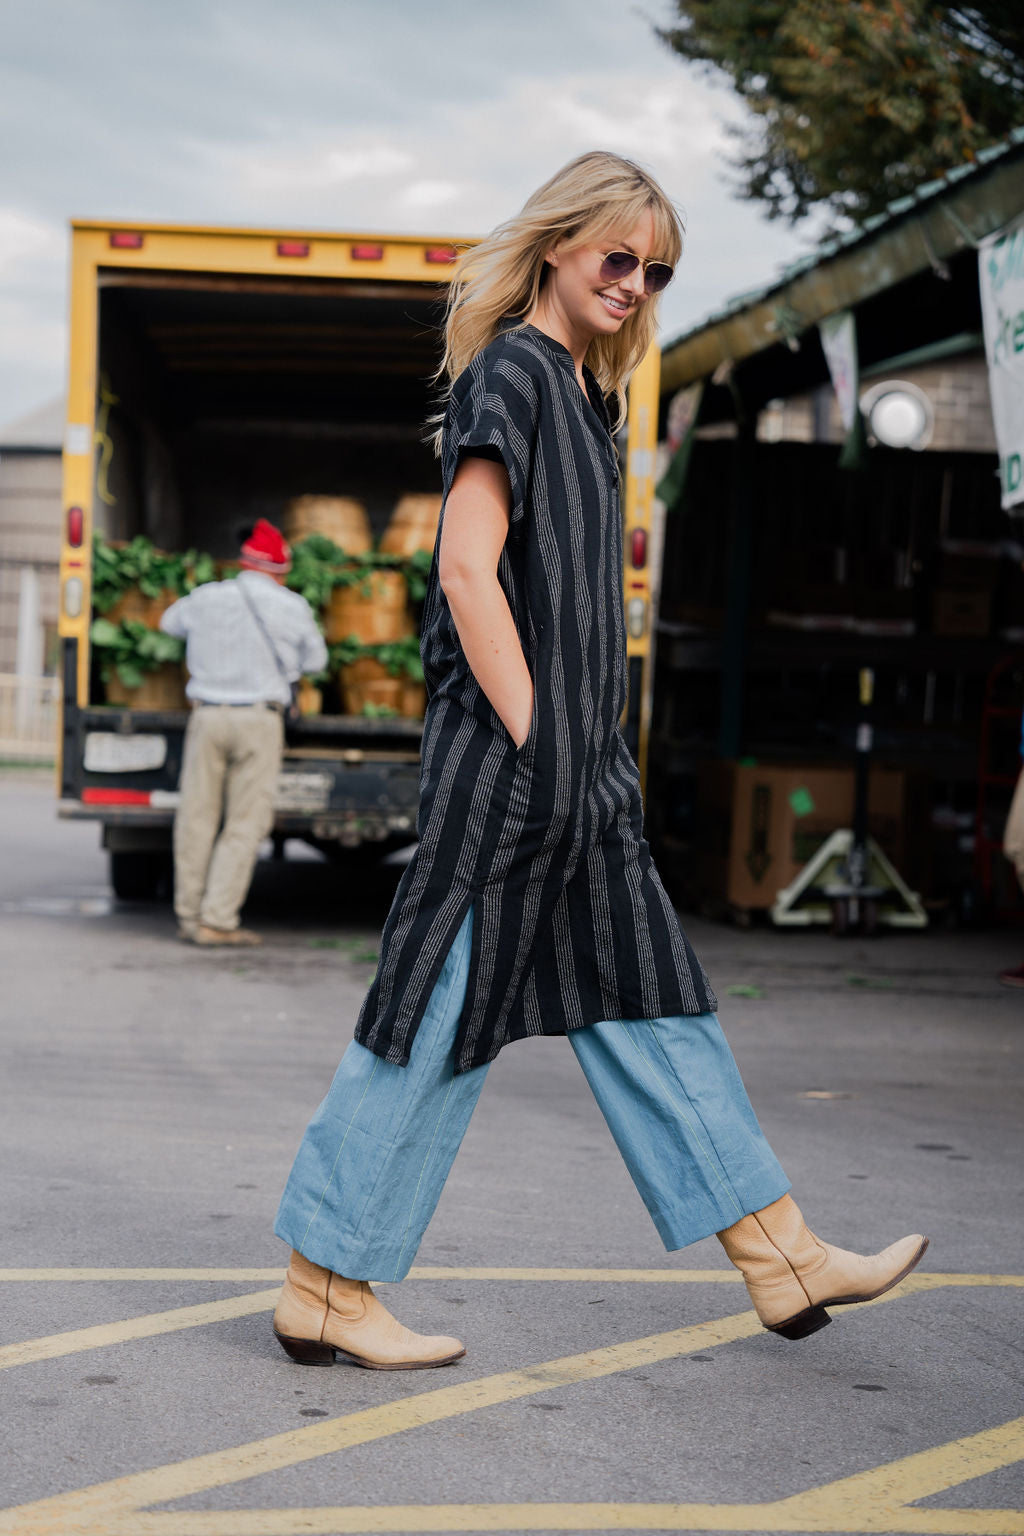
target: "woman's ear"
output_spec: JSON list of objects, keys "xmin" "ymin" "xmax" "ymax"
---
[{"xmin": 544, "ymin": 248, "xmax": 560, "ymax": 269}]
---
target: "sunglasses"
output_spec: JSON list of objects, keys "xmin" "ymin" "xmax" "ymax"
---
[{"xmin": 598, "ymin": 249, "xmax": 674, "ymax": 295}]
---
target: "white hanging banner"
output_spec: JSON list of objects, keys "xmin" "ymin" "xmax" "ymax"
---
[
  {"xmin": 819, "ymin": 310, "xmax": 859, "ymax": 431},
  {"xmin": 979, "ymin": 212, "xmax": 1024, "ymax": 511}
]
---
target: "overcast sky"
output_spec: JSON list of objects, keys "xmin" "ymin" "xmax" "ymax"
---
[{"xmin": 0, "ymin": 0, "xmax": 814, "ymax": 429}]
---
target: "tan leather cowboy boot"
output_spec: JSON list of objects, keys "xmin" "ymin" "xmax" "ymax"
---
[
  {"xmin": 273, "ymin": 1250, "xmax": 465, "ymax": 1369},
  {"xmin": 718, "ymin": 1195, "xmax": 928, "ymax": 1340}
]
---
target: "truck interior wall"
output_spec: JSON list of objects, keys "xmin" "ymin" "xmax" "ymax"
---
[{"xmin": 96, "ymin": 277, "xmax": 445, "ymax": 555}]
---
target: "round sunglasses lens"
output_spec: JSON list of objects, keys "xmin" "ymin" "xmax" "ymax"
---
[{"xmin": 600, "ymin": 251, "xmax": 640, "ymax": 281}]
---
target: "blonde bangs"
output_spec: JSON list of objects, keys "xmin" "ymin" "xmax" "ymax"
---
[{"xmin": 431, "ymin": 152, "xmax": 684, "ymax": 454}]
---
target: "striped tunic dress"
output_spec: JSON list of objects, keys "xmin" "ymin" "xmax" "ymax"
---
[{"xmin": 356, "ymin": 324, "xmax": 716, "ymax": 1074}]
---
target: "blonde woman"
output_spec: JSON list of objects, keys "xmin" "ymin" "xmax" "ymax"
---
[{"xmin": 272, "ymin": 153, "xmax": 927, "ymax": 1369}]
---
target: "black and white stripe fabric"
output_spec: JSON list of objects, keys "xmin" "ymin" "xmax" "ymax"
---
[{"xmin": 356, "ymin": 324, "xmax": 716, "ymax": 1074}]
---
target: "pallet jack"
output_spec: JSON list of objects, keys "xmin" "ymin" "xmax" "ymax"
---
[{"xmin": 770, "ymin": 668, "xmax": 928, "ymax": 934}]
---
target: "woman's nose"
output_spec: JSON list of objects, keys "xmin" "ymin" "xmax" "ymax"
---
[{"xmin": 620, "ymin": 262, "xmax": 647, "ymax": 299}]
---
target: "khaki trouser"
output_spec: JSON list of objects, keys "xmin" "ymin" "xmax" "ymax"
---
[
  {"xmin": 173, "ymin": 705, "xmax": 284, "ymax": 931},
  {"xmin": 1004, "ymin": 766, "xmax": 1024, "ymax": 887}
]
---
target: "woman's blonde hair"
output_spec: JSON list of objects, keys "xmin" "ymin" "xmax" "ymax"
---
[{"xmin": 432, "ymin": 151, "xmax": 683, "ymax": 453}]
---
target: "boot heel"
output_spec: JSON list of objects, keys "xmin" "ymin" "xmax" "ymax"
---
[
  {"xmin": 769, "ymin": 1305, "xmax": 832, "ymax": 1341},
  {"xmin": 274, "ymin": 1329, "xmax": 336, "ymax": 1366}
]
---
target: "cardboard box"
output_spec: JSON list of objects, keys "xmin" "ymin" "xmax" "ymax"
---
[
  {"xmin": 696, "ymin": 760, "xmax": 913, "ymax": 910},
  {"xmin": 932, "ymin": 589, "xmax": 991, "ymax": 637}
]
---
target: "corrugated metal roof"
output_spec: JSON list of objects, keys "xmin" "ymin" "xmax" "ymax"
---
[
  {"xmin": 663, "ymin": 125, "xmax": 1024, "ymax": 359},
  {"xmin": 0, "ymin": 396, "xmax": 63, "ymax": 451}
]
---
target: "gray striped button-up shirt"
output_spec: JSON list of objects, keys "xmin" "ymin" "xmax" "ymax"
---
[
  {"xmin": 161, "ymin": 571, "xmax": 327, "ymax": 705},
  {"xmin": 356, "ymin": 324, "xmax": 716, "ymax": 1073}
]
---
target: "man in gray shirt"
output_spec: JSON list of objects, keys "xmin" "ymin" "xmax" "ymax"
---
[{"xmin": 161, "ymin": 520, "xmax": 327, "ymax": 945}]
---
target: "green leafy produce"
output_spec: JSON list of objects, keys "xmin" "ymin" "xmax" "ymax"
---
[
  {"xmin": 327, "ymin": 633, "xmax": 423, "ymax": 681},
  {"xmin": 286, "ymin": 537, "xmax": 434, "ymax": 607},
  {"xmin": 89, "ymin": 617, "xmax": 185, "ymax": 689},
  {"xmin": 286, "ymin": 535, "xmax": 349, "ymax": 611},
  {"xmin": 92, "ymin": 534, "xmax": 218, "ymax": 612}
]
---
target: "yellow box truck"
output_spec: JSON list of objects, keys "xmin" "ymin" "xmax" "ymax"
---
[{"xmin": 56, "ymin": 219, "xmax": 661, "ymax": 898}]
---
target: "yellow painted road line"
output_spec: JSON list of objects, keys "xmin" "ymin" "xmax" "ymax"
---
[
  {"xmin": 0, "ymin": 1267, "xmax": 742, "ymax": 1283},
  {"xmin": 1, "ymin": 1267, "xmax": 1022, "ymax": 1285},
  {"xmin": 0, "ymin": 1289, "xmax": 281, "ymax": 1371},
  {"xmin": 2, "ymin": 1274, "xmax": 1019, "ymax": 1375},
  {"xmin": 0, "ymin": 1311, "xmax": 764, "ymax": 1536},
  {"xmin": 773, "ymin": 1412, "xmax": 1024, "ymax": 1534},
  {"xmin": 67, "ymin": 1416, "xmax": 1024, "ymax": 1536},
  {"xmin": 0, "ymin": 1269, "xmax": 289, "ymax": 1283}
]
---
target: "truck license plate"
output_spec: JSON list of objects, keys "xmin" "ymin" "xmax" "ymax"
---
[{"xmin": 274, "ymin": 770, "xmax": 333, "ymax": 812}]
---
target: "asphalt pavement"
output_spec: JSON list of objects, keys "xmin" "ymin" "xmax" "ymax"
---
[{"xmin": 0, "ymin": 767, "xmax": 1021, "ymax": 1536}]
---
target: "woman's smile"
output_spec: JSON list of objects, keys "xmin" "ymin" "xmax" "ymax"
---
[{"xmin": 597, "ymin": 289, "xmax": 633, "ymax": 320}]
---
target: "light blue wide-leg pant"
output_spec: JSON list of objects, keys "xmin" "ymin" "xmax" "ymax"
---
[{"xmin": 275, "ymin": 909, "xmax": 789, "ymax": 1282}]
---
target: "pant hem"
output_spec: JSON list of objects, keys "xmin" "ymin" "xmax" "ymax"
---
[{"xmin": 654, "ymin": 1175, "xmax": 792, "ymax": 1252}]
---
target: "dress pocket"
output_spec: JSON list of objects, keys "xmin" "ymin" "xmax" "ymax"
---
[{"xmin": 511, "ymin": 696, "xmax": 539, "ymax": 757}]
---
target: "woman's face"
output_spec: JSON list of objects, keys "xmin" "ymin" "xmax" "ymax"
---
[{"xmin": 544, "ymin": 207, "xmax": 659, "ymax": 343}]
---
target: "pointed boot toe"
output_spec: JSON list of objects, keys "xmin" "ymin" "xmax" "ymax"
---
[
  {"xmin": 718, "ymin": 1196, "xmax": 929, "ymax": 1340},
  {"xmin": 811, "ymin": 1233, "xmax": 929, "ymax": 1308}
]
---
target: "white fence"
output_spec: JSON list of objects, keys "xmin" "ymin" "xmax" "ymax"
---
[{"xmin": 0, "ymin": 674, "xmax": 60, "ymax": 762}]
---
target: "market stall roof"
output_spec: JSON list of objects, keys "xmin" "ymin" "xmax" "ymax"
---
[
  {"xmin": 661, "ymin": 126, "xmax": 1024, "ymax": 400},
  {"xmin": 0, "ymin": 396, "xmax": 63, "ymax": 453}
]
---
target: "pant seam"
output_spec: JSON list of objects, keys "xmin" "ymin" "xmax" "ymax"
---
[
  {"xmin": 298, "ymin": 1057, "xmax": 380, "ymax": 1256},
  {"xmin": 389, "ymin": 1077, "xmax": 460, "ymax": 1282},
  {"xmin": 631, "ymin": 1019, "xmax": 746, "ymax": 1224}
]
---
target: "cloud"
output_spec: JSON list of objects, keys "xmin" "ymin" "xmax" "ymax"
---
[
  {"xmin": 0, "ymin": 0, "xmax": 814, "ymax": 421},
  {"xmin": 0, "ymin": 208, "xmax": 64, "ymax": 282},
  {"xmin": 398, "ymin": 180, "xmax": 463, "ymax": 211},
  {"xmin": 194, "ymin": 138, "xmax": 415, "ymax": 198}
]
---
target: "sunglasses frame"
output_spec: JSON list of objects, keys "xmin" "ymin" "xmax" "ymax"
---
[{"xmin": 598, "ymin": 249, "xmax": 674, "ymax": 295}]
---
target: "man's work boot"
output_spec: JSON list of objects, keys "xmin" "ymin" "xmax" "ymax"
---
[
  {"xmin": 273, "ymin": 1250, "xmax": 466, "ymax": 1370},
  {"xmin": 195, "ymin": 925, "xmax": 262, "ymax": 947},
  {"xmin": 718, "ymin": 1194, "xmax": 928, "ymax": 1340}
]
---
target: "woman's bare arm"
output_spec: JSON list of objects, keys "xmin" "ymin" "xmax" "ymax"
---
[{"xmin": 438, "ymin": 455, "xmax": 534, "ymax": 747}]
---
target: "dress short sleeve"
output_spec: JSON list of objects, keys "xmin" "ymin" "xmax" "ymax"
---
[{"xmin": 443, "ymin": 344, "xmax": 540, "ymax": 531}]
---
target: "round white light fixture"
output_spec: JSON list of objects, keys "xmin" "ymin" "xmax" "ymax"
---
[{"xmin": 860, "ymin": 379, "xmax": 934, "ymax": 450}]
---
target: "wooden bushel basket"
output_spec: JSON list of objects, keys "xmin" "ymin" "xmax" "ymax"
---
[
  {"xmin": 339, "ymin": 658, "xmax": 426, "ymax": 718},
  {"xmin": 379, "ymin": 494, "xmax": 442, "ymax": 558},
  {"xmin": 103, "ymin": 588, "xmax": 177, "ymax": 628},
  {"xmin": 105, "ymin": 664, "xmax": 189, "ymax": 711},
  {"xmin": 325, "ymin": 570, "xmax": 413, "ymax": 644},
  {"xmin": 284, "ymin": 495, "xmax": 372, "ymax": 553}
]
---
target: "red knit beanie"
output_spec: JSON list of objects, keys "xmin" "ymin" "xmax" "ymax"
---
[{"xmin": 240, "ymin": 519, "xmax": 292, "ymax": 574}]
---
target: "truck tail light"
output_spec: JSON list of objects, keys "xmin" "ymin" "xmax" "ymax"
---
[
  {"xmin": 82, "ymin": 788, "xmax": 152, "ymax": 806},
  {"xmin": 109, "ymin": 231, "xmax": 144, "ymax": 249},
  {"xmin": 351, "ymin": 243, "xmax": 384, "ymax": 260},
  {"xmin": 276, "ymin": 240, "xmax": 311, "ymax": 258},
  {"xmin": 63, "ymin": 576, "xmax": 83, "ymax": 618},
  {"xmin": 425, "ymin": 246, "xmax": 458, "ymax": 265},
  {"xmin": 630, "ymin": 528, "xmax": 647, "ymax": 568},
  {"xmin": 67, "ymin": 506, "xmax": 84, "ymax": 548},
  {"xmin": 627, "ymin": 597, "xmax": 647, "ymax": 639}
]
